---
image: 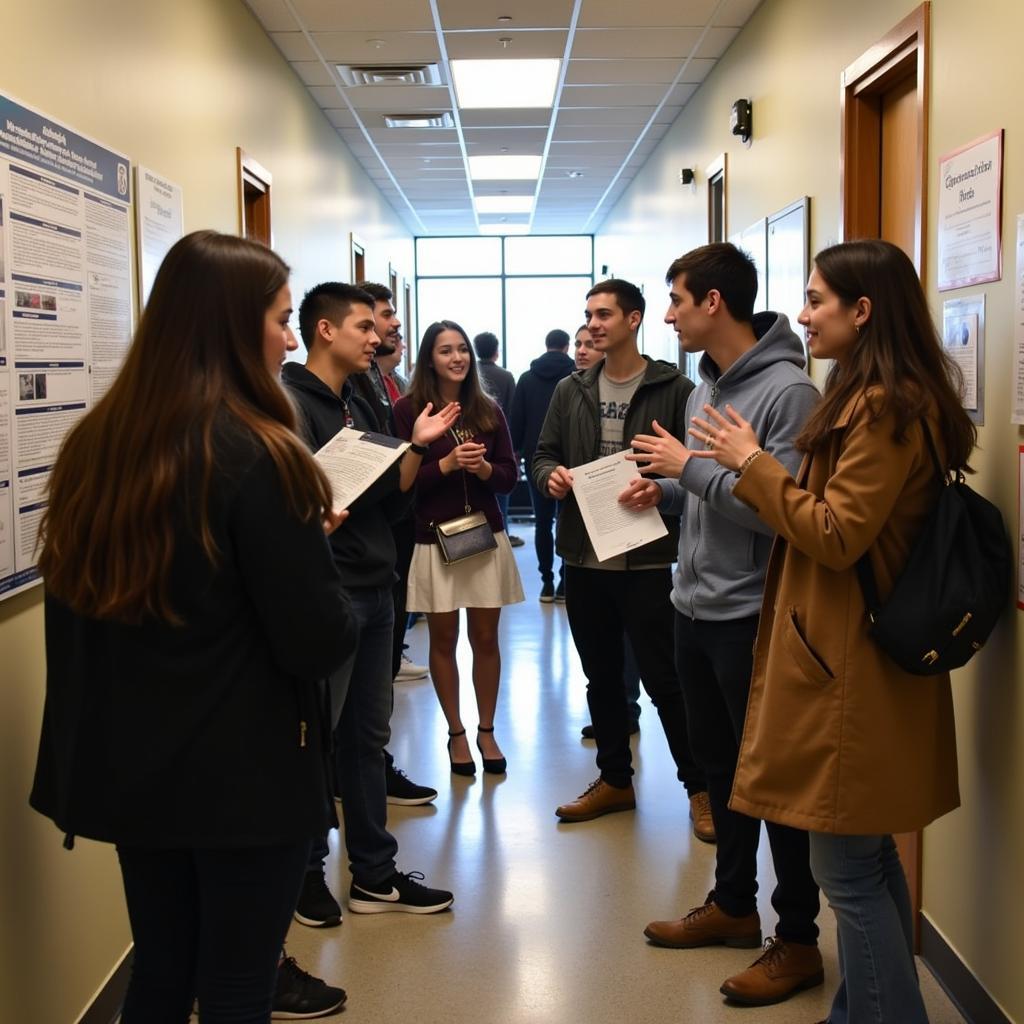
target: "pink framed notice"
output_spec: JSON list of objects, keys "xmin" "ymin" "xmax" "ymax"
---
[{"xmin": 937, "ymin": 129, "xmax": 1004, "ymax": 292}]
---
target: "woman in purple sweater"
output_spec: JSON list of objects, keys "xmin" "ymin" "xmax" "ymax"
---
[{"xmin": 394, "ymin": 321, "xmax": 524, "ymax": 777}]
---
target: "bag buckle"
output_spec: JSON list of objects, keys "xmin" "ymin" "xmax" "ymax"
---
[{"xmin": 921, "ymin": 649, "xmax": 939, "ymax": 666}]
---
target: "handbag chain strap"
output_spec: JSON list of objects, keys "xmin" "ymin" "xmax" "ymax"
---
[{"xmin": 450, "ymin": 425, "xmax": 472, "ymax": 515}]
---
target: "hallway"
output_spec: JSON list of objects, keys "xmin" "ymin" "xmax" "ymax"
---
[{"xmin": 284, "ymin": 527, "xmax": 967, "ymax": 1024}]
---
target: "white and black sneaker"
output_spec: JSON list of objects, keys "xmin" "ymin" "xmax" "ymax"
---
[
  {"xmin": 272, "ymin": 956, "xmax": 346, "ymax": 1019},
  {"xmin": 386, "ymin": 763, "xmax": 438, "ymax": 806},
  {"xmin": 293, "ymin": 868, "xmax": 342, "ymax": 927},
  {"xmin": 348, "ymin": 870, "xmax": 453, "ymax": 915}
]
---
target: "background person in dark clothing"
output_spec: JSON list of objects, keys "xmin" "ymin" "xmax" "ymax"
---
[
  {"xmin": 509, "ymin": 328, "xmax": 575, "ymax": 601},
  {"xmin": 473, "ymin": 331, "xmax": 523, "ymax": 546}
]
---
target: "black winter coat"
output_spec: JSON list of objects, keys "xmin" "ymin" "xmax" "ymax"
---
[
  {"xmin": 29, "ymin": 423, "xmax": 355, "ymax": 848},
  {"xmin": 509, "ymin": 351, "xmax": 576, "ymax": 461}
]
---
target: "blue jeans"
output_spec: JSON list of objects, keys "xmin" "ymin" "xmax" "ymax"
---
[
  {"xmin": 310, "ymin": 585, "xmax": 397, "ymax": 887},
  {"xmin": 809, "ymin": 833, "xmax": 927, "ymax": 1024}
]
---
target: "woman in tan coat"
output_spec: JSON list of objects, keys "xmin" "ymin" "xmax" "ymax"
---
[{"xmin": 689, "ymin": 240, "xmax": 975, "ymax": 1024}]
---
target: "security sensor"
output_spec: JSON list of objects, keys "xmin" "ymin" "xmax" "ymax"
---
[
  {"xmin": 730, "ymin": 99, "xmax": 752, "ymax": 144},
  {"xmin": 679, "ymin": 168, "xmax": 695, "ymax": 185}
]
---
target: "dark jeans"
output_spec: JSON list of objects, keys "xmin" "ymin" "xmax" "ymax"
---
[
  {"xmin": 311, "ymin": 585, "xmax": 397, "ymax": 887},
  {"xmin": 624, "ymin": 636, "xmax": 641, "ymax": 723},
  {"xmin": 564, "ymin": 565, "xmax": 703, "ymax": 791},
  {"xmin": 675, "ymin": 611, "xmax": 819, "ymax": 944},
  {"xmin": 390, "ymin": 517, "xmax": 415, "ymax": 680},
  {"xmin": 117, "ymin": 841, "xmax": 310, "ymax": 1024},
  {"xmin": 526, "ymin": 473, "xmax": 561, "ymax": 585}
]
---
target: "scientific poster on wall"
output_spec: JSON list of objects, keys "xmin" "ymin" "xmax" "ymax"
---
[
  {"xmin": 942, "ymin": 293, "xmax": 985, "ymax": 425},
  {"xmin": 1019, "ymin": 445, "xmax": 1024, "ymax": 610},
  {"xmin": 0, "ymin": 92, "xmax": 132, "ymax": 600},
  {"xmin": 135, "ymin": 165, "xmax": 182, "ymax": 307},
  {"xmin": 1013, "ymin": 215, "xmax": 1024, "ymax": 426}
]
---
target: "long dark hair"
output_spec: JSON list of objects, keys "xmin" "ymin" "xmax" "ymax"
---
[
  {"xmin": 39, "ymin": 230, "xmax": 332, "ymax": 624},
  {"xmin": 795, "ymin": 240, "xmax": 976, "ymax": 470},
  {"xmin": 408, "ymin": 320, "xmax": 498, "ymax": 435}
]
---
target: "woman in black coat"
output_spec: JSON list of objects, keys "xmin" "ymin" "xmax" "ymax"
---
[{"xmin": 30, "ymin": 230, "xmax": 355, "ymax": 1022}]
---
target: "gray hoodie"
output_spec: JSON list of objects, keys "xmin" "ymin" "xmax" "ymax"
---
[{"xmin": 659, "ymin": 311, "xmax": 820, "ymax": 621}]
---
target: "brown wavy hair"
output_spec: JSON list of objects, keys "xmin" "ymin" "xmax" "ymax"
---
[
  {"xmin": 795, "ymin": 240, "xmax": 976, "ymax": 470},
  {"xmin": 38, "ymin": 230, "xmax": 332, "ymax": 624},
  {"xmin": 408, "ymin": 320, "xmax": 498, "ymax": 435}
]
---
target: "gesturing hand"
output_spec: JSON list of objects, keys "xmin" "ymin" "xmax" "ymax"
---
[
  {"xmin": 411, "ymin": 401, "xmax": 460, "ymax": 447},
  {"xmin": 618, "ymin": 477, "xmax": 662, "ymax": 511},
  {"xmin": 688, "ymin": 404, "xmax": 760, "ymax": 472},
  {"xmin": 627, "ymin": 419, "xmax": 690, "ymax": 479}
]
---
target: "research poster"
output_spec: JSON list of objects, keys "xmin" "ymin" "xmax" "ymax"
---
[
  {"xmin": 0, "ymin": 93, "xmax": 133, "ymax": 600},
  {"xmin": 135, "ymin": 165, "xmax": 183, "ymax": 307}
]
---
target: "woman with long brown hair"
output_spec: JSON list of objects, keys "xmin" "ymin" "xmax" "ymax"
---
[
  {"xmin": 689, "ymin": 239, "xmax": 975, "ymax": 1023},
  {"xmin": 30, "ymin": 230, "xmax": 354, "ymax": 1022},
  {"xmin": 393, "ymin": 320, "xmax": 523, "ymax": 777}
]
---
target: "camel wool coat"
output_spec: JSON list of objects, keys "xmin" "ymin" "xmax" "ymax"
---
[{"xmin": 729, "ymin": 391, "xmax": 960, "ymax": 835}]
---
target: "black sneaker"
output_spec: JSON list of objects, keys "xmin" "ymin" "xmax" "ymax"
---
[
  {"xmin": 386, "ymin": 763, "xmax": 438, "ymax": 806},
  {"xmin": 581, "ymin": 721, "xmax": 639, "ymax": 739},
  {"xmin": 272, "ymin": 956, "xmax": 346, "ymax": 1019},
  {"xmin": 293, "ymin": 868, "xmax": 342, "ymax": 927},
  {"xmin": 554, "ymin": 579, "xmax": 566, "ymax": 602},
  {"xmin": 348, "ymin": 870, "xmax": 454, "ymax": 915},
  {"xmin": 539, "ymin": 581, "xmax": 555, "ymax": 603}
]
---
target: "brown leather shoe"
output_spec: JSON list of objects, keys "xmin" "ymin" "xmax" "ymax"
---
[
  {"xmin": 720, "ymin": 936, "xmax": 825, "ymax": 1005},
  {"xmin": 555, "ymin": 778, "xmax": 636, "ymax": 822},
  {"xmin": 644, "ymin": 892, "xmax": 761, "ymax": 949},
  {"xmin": 689, "ymin": 791, "xmax": 716, "ymax": 843}
]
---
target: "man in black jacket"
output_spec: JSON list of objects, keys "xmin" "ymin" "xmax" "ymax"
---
[
  {"xmin": 509, "ymin": 329, "xmax": 575, "ymax": 600},
  {"xmin": 283, "ymin": 282, "xmax": 454, "ymax": 926},
  {"xmin": 532, "ymin": 280, "xmax": 708, "ymax": 827}
]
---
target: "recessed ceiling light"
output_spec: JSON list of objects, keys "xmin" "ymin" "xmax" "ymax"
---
[
  {"xmin": 475, "ymin": 196, "xmax": 534, "ymax": 214},
  {"xmin": 468, "ymin": 155, "xmax": 542, "ymax": 180},
  {"xmin": 451, "ymin": 59, "xmax": 560, "ymax": 109},
  {"xmin": 480, "ymin": 224, "xmax": 530, "ymax": 235},
  {"xmin": 567, "ymin": 170, "xmax": 585, "ymax": 178},
  {"xmin": 497, "ymin": 15, "xmax": 513, "ymax": 23}
]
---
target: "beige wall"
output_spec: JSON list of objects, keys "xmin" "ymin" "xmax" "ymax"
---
[
  {"xmin": 596, "ymin": 0, "xmax": 1023, "ymax": 1018},
  {"xmin": 0, "ymin": 0, "xmax": 413, "ymax": 1019}
]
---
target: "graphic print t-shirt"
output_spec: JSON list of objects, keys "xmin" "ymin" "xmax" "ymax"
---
[{"xmin": 582, "ymin": 367, "xmax": 646, "ymax": 570}]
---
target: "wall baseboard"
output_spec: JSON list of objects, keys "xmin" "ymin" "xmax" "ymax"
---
[
  {"xmin": 78, "ymin": 949, "xmax": 132, "ymax": 1024},
  {"xmin": 920, "ymin": 916, "xmax": 1011, "ymax": 1024}
]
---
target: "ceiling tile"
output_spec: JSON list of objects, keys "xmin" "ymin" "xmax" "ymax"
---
[
  {"xmin": 291, "ymin": 0, "xmax": 435, "ymax": 31},
  {"xmin": 565, "ymin": 59, "xmax": 683, "ymax": 86},
  {"xmin": 443, "ymin": 30, "xmax": 568, "ymax": 60},
  {"xmin": 437, "ymin": 0, "xmax": 575, "ymax": 29},
  {"xmin": 311, "ymin": 31, "xmax": 441, "ymax": 63},
  {"xmin": 561, "ymin": 84, "xmax": 672, "ymax": 107},
  {"xmin": 269, "ymin": 32, "xmax": 319, "ymax": 61},
  {"xmin": 459, "ymin": 109, "xmax": 550, "ymax": 129},
  {"xmin": 717, "ymin": 0, "xmax": 765, "ymax": 27},
  {"xmin": 573, "ymin": 27, "xmax": 708, "ymax": 60},
  {"xmin": 577, "ymin": 0, "xmax": 718, "ymax": 28},
  {"xmin": 695, "ymin": 26, "xmax": 742, "ymax": 59},
  {"xmin": 345, "ymin": 85, "xmax": 453, "ymax": 112},
  {"xmin": 325, "ymin": 108, "xmax": 360, "ymax": 128},
  {"xmin": 556, "ymin": 106, "xmax": 656, "ymax": 126},
  {"xmin": 308, "ymin": 85, "xmax": 344, "ymax": 106},
  {"xmin": 290, "ymin": 60, "xmax": 335, "ymax": 87},
  {"xmin": 552, "ymin": 125, "xmax": 650, "ymax": 143},
  {"xmin": 462, "ymin": 127, "xmax": 549, "ymax": 150}
]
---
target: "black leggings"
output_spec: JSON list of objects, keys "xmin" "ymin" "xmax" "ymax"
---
[{"xmin": 116, "ymin": 840, "xmax": 311, "ymax": 1023}]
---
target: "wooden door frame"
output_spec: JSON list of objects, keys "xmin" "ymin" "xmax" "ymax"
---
[
  {"xmin": 839, "ymin": 2, "xmax": 930, "ymax": 947},
  {"xmin": 840, "ymin": 2, "xmax": 930, "ymax": 276},
  {"xmin": 236, "ymin": 148, "xmax": 273, "ymax": 246}
]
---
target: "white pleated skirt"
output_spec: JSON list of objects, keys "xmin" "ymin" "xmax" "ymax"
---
[{"xmin": 407, "ymin": 531, "xmax": 525, "ymax": 614}]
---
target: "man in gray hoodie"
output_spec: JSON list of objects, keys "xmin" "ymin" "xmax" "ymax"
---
[{"xmin": 622, "ymin": 244, "xmax": 823, "ymax": 1007}]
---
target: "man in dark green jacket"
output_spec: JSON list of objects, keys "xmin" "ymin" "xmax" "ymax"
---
[{"xmin": 532, "ymin": 279, "xmax": 710, "ymax": 832}]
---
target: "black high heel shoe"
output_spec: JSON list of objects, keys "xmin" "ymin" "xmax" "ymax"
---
[
  {"xmin": 476, "ymin": 726, "xmax": 507, "ymax": 775},
  {"xmin": 447, "ymin": 729, "xmax": 476, "ymax": 776}
]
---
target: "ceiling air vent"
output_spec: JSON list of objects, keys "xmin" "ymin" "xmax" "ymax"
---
[
  {"xmin": 383, "ymin": 112, "xmax": 455, "ymax": 129},
  {"xmin": 336, "ymin": 63, "xmax": 442, "ymax": 87}
]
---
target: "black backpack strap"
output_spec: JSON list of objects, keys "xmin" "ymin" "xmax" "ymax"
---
[{"xmin": 856, "ymin": 416, "xmax": 942, "ymax": 624}]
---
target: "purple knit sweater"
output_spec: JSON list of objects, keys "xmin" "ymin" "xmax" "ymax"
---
[{"xmin": 393, "ymin": 397, "xmax": 517, "ymax": 544}]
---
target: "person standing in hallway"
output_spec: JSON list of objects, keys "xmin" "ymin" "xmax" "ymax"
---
[
  {"xmin": 473, "ymin": 330, "xmax": 524, "ymax": 548},
  {"xmin": 690, "ymin": 240, "xmax": 971, "ymax": 1024},
  {"xmin": 30, "ymin": 231, "xmax": 355, "ymax": 1022},
  {"xmin": 573, "ymin": 322, "xmax": 643, "ymax": 741},
  {"xmin": 394, "ymin": 320, "xmax": 524, "ymax": 778},
  {"xmin": 510, "ymin": 328, "xmax": 575, "ymax": 601},
  {"xmin": 355, "ymin": 282, "xmax": 436, "ymax": 807},
  {"xmin": 532, "ymin": 280, "xmax": 709, "ymax": 828},
  {"xmin": 624, "ymin": 243, "xmax": 823, "ymax": 1006},
  {"xmin": 284, "ymin": 282, "xmax": 457, "ymax": 924}
]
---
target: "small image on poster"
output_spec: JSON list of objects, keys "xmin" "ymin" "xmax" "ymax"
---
[{"xmin": 942, "ymin": 293, "xmax": 985, "ymax": 425}]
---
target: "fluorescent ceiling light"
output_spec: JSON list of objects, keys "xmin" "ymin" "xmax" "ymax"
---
[
  {"xmin": 474, "ymin": 196, "xmax": 534, "ymax": 214},
  {"xmin": 451, "ymin": 59, "xmax": 560, "ymax": 109},
  {"xmin": 468, "ymin": 155, "xmax": 542, "ymax": 180},
  {"xmin": 479, "ymin": 224, "xmax": 530, "ymax": 235}
]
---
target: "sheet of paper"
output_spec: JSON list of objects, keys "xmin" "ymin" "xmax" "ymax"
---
[
  {"xmin": 572, "ymin": 450, "xmax": 668, "ymax": 562},
  {"xmin": 314, "ymin": 427, "xmax": 409, "ymax": 514}
]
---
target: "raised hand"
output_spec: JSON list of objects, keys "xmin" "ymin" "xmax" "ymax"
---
[
  {"xmin": 688, "ymin": 404, "xmax": 760, "ymax": 471},
  {"xmin": 412, "ymin": 400, "xmax": 461, "ymax": 447},
  {"xmin": 627, "ymin": 419, "xmax": 689, "ymax": 479}
]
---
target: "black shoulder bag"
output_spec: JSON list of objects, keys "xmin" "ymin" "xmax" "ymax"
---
[{"xmin": 854, "ymin": 421, "xmax": 1011, "ymax": 676}]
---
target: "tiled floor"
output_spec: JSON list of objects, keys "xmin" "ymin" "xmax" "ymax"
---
[{"xmin": 282, "ymin": 526, "xmax": 967, "ymax": 1024}]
